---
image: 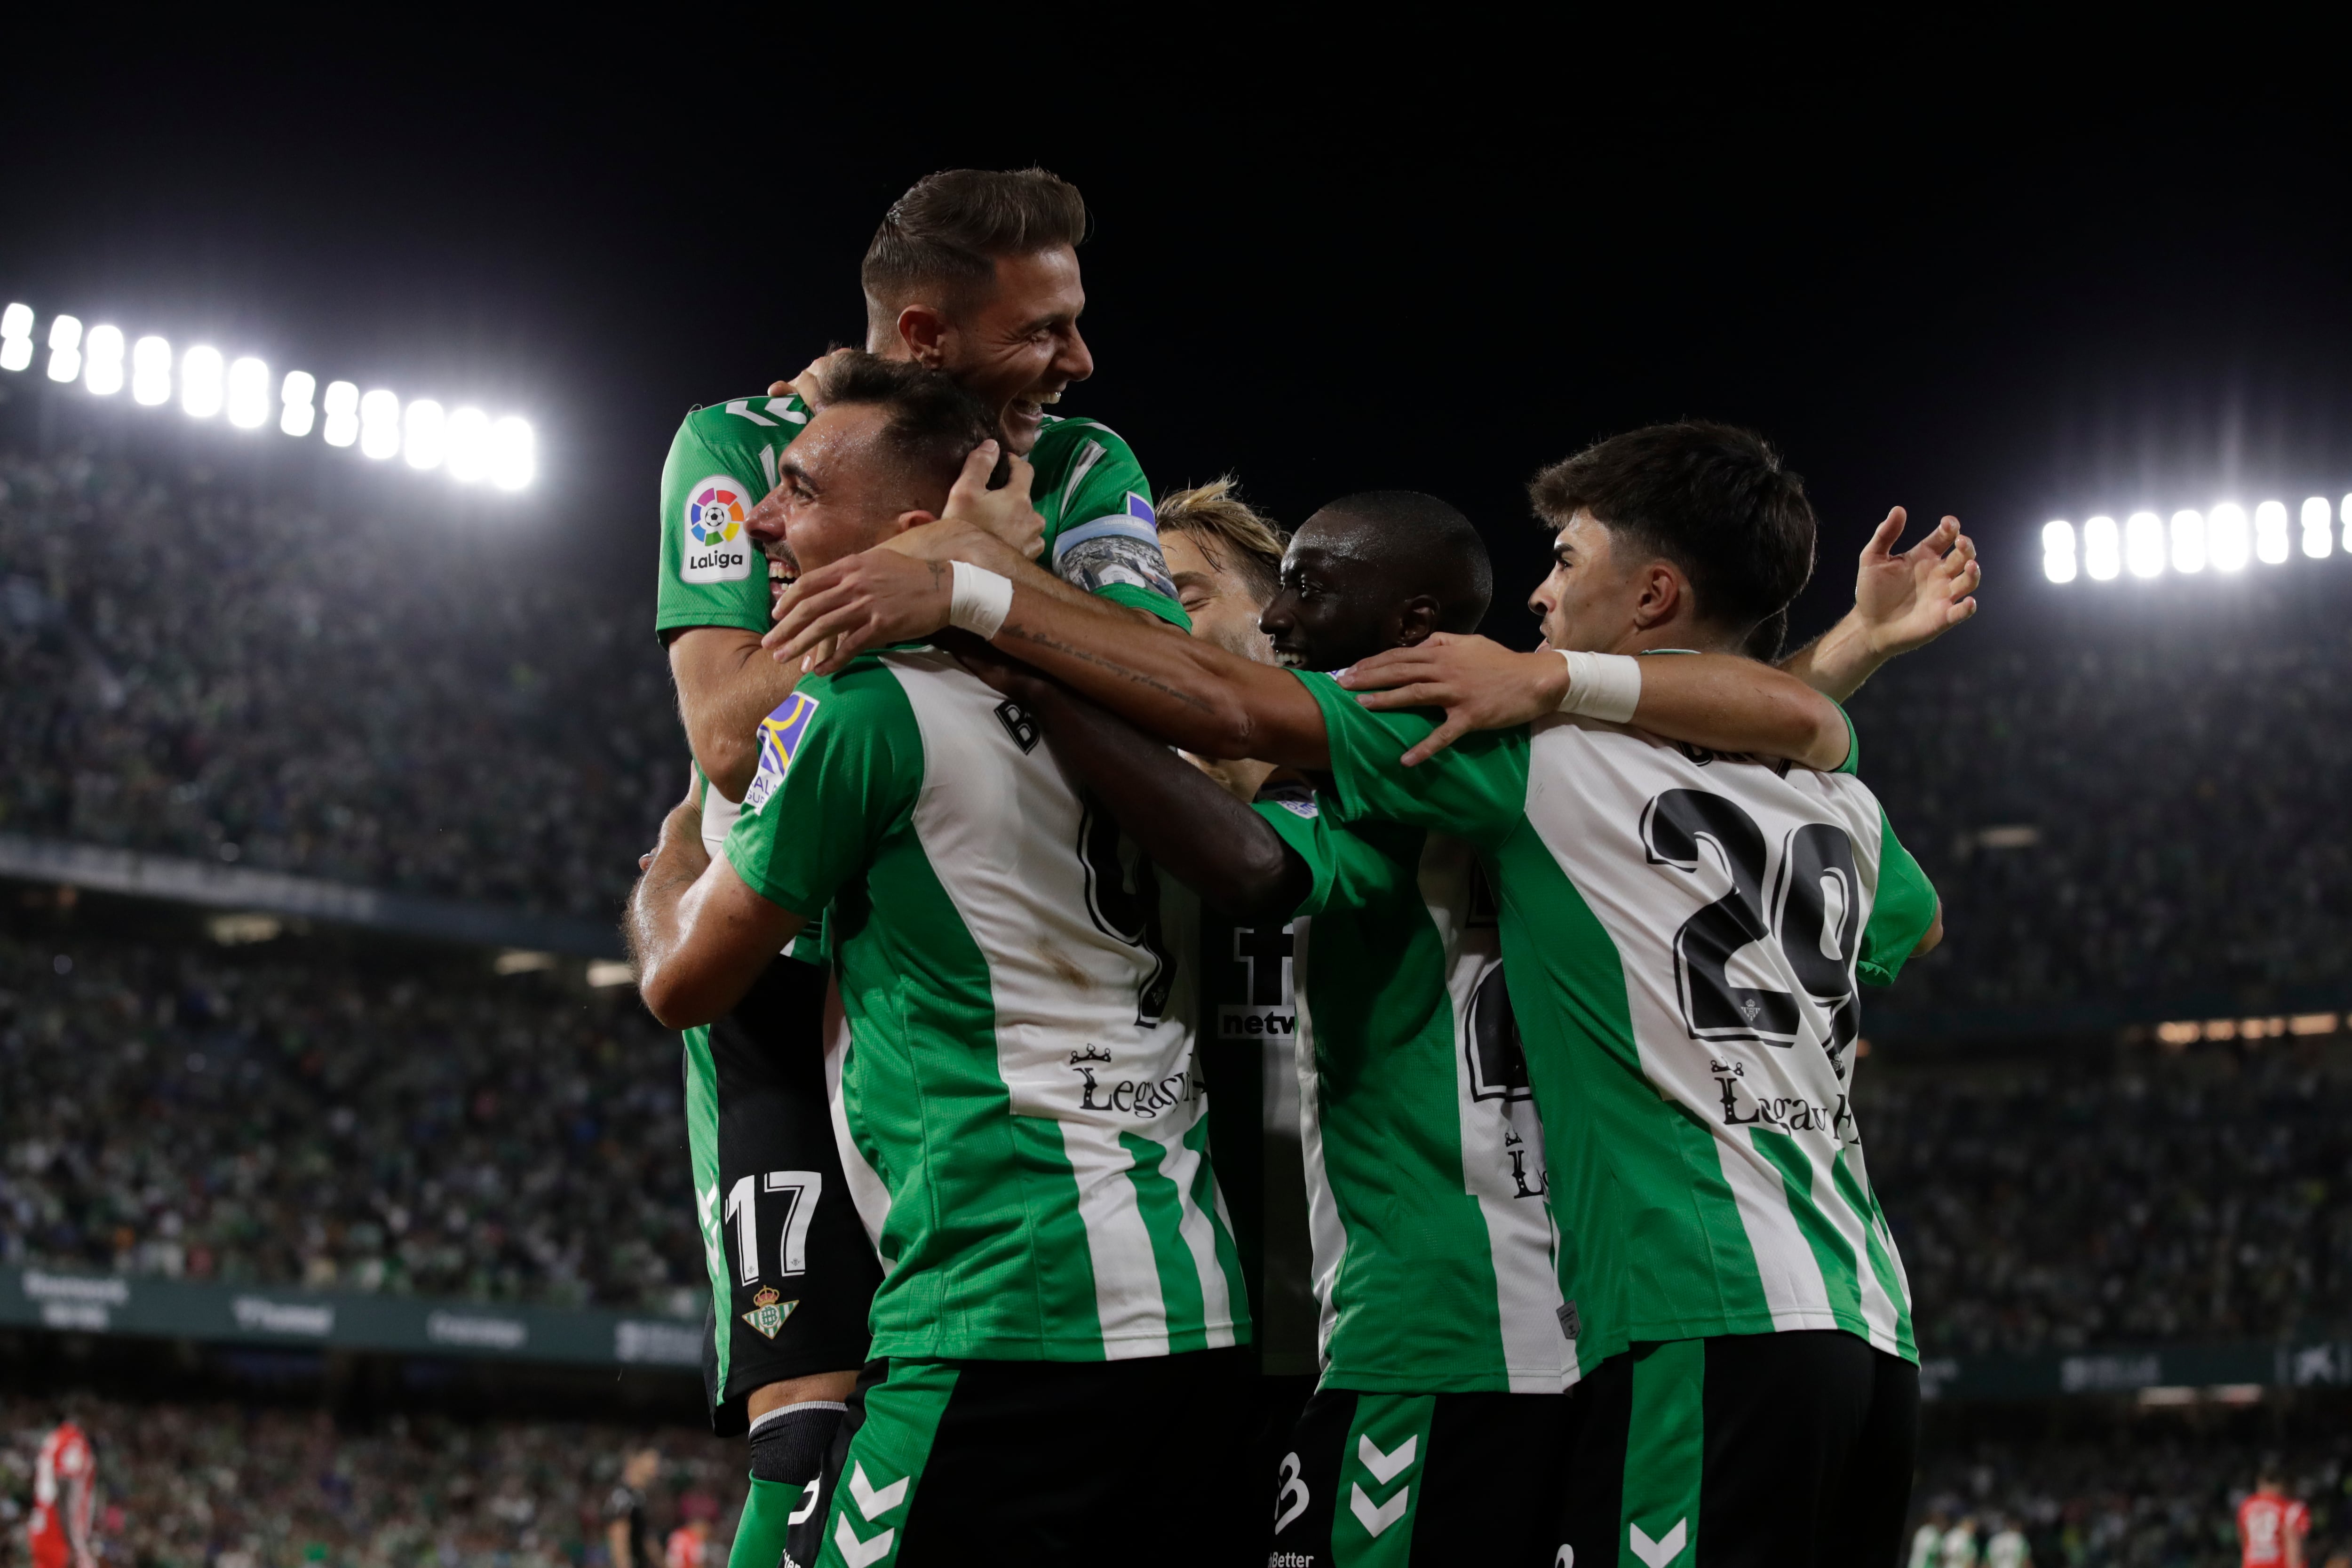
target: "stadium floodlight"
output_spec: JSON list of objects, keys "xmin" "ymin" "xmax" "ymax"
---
[
  {"xmin": 2303, "ymin": 497, "xmax": 2334, "ymax": 558},
  {"xmin": 2343, "ymin": 494, "xmax": 2352, "ymax": 556},
  {"xmin": 358, "ymin": 389, "xmax": 400, "ymax": 459},
  {"xmin": 403, "ymin": 398, "xmax": 446, "ymax": 470},
  {"xmin": 226, "ymin": 357, "xmax": 270, "ymax": 429},
  {"xmin": 489, "ymin": 415, "xmax": 534, "ymax": 491},
  {"xmin": 181, "ymin": 345, "xmax": 225, "ymax": 417},
  {"xmin": 2042, "ymin": 520, "xmax": 2077, "ymax": 583},
  {"xmin": 2169, "ymin": 510, "xmax": 2206, "ymax": 574},
  {"xmin": 2126, "ymin": 511, "xmax": 2166, "ymax": 578},
  {"xmin": 2254, "ymin": 500, "xmax": 2290, "ymax": 565},
  {"xmin": 2084, "ymin": 515, "xmax": 2121, "ymax": 580},
  {"xmin": 445, "ymin": 406, "xmax": 490, "ymax": 482},
  {"xmin": 83, "ymin": 325, "xmax": 125, "ymax": 396},
  {"xmin": 279, "ymin": 371, "xmax": 316, "ymax": 437},
  {"xmin": 46, "ymin": 315, "xmax": 83, "ymax": 383},
  {"xmin": 132, "ymin": 336, "xmax": 171, "ymax": 405},
  {"xmin": 2208, "ymin": 502, "xmax": 2249, "ymax": 571},
  {"xmin": 322, "ymin": 380, "xmax": 359, "ymax": 446},
  {"xmin": 0, "ymin": 303, "xmax": 31, "ymax": 372}
]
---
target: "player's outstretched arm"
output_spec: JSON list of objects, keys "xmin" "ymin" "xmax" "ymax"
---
[
  {"xmin": 628, "ymin": 794, "xmax": 804, "ymax": 1028},
  {"xmin": 768, "ymin": 522, "xmax": 1332, "ymax": 766},
  {"xmin": 960, "ymin": 641, "xmax": 1313, "ymax": 925},
  {"xmin": 1340, "ymin": 635, "xmax": 1851, "ymax": 770},
  {"xmin": 1779, "ymin": 508, "xmax": 1980, "ymax": 702}
]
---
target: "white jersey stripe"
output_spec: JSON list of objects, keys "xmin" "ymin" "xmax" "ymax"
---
[
  {"xmin": 1719, "ymin": 1127, "xmax": 1836, "ymax": 1327},
  {"xmin": 1057, "ymin": 1121, "xmax": 1171, "ymax": 1358},
  {"xmin": 1291, "ymin": 920, "xmax": 1348, "ymax": 1366}
]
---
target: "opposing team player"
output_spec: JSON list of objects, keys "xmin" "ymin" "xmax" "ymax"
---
[
  {"xmin": 631, "ymin": 356, "xmax": 1248, "ymax": 1568},
  {"xmin": 28, "ymin": 1414, "xmax": 95, "ymax": 1568},
  {"xmin": 2239, "ymin": 1463, "xmax": 2310, "ymax": 1568},
  {"xmin": 768, "ymin": 420, "xmax": 1948, "ymax": 1566},
  {"xmin": 955, "ymin": 487, "xmax": 1969, "ymax": 1564},
  {"xmin": 651, "ymin": 167, "xmax": 1185, "ymax": 1568}
]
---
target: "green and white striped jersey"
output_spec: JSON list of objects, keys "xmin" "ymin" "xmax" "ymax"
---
[
  {"xmin": 1294, "ymin": 671, "xmax": 1939, "ymax": 1367},
  {"xmin": 1254, "ymin": 797, "xmax": 1575, "ymax": 1394},
  {"xmin": 723, "ymin": 648, "xmax": 1250, "ymax": 1361}
]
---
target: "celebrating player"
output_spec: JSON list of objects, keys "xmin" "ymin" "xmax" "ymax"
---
[
  {"xmin": 649, "ymin": 167, "xmax": 1186, "ymax": 1568},
  {"xmin": 631, "ymin": 356, "xmax": 1249, "ymax": 1568},
  {"xmin": 768, "ymin": 419, "xmax": 1948, "ymax": 1564}
]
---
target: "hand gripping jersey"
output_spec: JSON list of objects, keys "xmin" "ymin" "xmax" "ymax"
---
[
  {"xmin": 723, "ymin": 649, "xmax": 1249, "ymax": 1360},
  {"xmin": 2239, "ymin": 1490, "xmax": 2310, "ymax": 1567},
  {"xmin": 1293, "ymin": 671, "xmax": 1939, "ymax": 1367},
  {"xmin": 29, "ymin": 1421, "xmax": 92, "ymax": 1568},
  {"xmin": 1251, "ymin": 791, "xmax": 1575, "ymax": 1394},
  {"xmin": 656, "ymin": 395, "xmax": 1186, "ymax": 639}
]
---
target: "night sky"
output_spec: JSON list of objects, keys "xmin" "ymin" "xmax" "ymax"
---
[{"xmin": 8, "ymin": 31, "xmax": 2352, "ymax": 646}]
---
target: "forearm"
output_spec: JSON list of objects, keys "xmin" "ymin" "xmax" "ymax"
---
[
  {"xmin": 1776, "ymin": 609, "xmax": 1886, "ymax": 704},
  {"xmin": 607, "ymin": 1525, "xmax": 632, "ymax": 1568},
  {"xmin": 670, "ymin": 628, "xmax": 803, "ymax": 802},
  {"xmin": 1635, "ymin": 654, "xmax": 1851, "ymax": 770},
  {"xmin": 1019, "ymin": 679, "xmax": 1310, "ymax": 926},
  {"xmin": 986, "ymin": 577, "xmax": 1330, "ymax": 765}
]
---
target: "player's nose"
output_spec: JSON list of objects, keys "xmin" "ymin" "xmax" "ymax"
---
[{"xmin": 1057, "ymin": 326, "xmax": 1094, "ymax": 385}]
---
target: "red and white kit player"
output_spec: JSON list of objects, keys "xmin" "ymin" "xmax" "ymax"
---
[
  {"xmin": 2238, "ymin": 1467, "xmax": 2310, "ymax": 1568},
  {"xmin": 28, "ymin": 1419, "xmax": 96, "ymax": 1568}
]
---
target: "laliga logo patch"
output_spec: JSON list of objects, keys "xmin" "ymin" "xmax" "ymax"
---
[
  {"xmin": 741, "ymin": 1287, "xmax": 799, "ymax": 1340},
  {"xmin": 681, "ymin": 473, "xmax": 754, "ymax": 583}
]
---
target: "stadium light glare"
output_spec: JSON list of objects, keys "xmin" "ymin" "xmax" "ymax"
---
[
  {"xmin": 322, "ymin": 380, "xmax": 359, "ymax": 447},
  {"xmin": 2042, "ymin": 521, "xmax": 2077, "ymax": 583},
  {"xmin": 2169, "ymin": 510, "xmax": 2205, "ymax": 574},
  {"xmin": 0, "ymin": 303, "xmax": 32, "ymax": 372},
  {"xmin": 2254, "ymin": 500, "xmax": 2291, "ymax": 565},
  {"xmin": 2126, "ymin": 511, "xmax": 2166, "ymax": 578},
  {"xmin": 358, "ymin": 389, "xmax": 400, "ymax": 459},
  {"xmin": 131, "ymin": 336, "xmax": 171, "ymax": 405},
  {"xmin": 2344, "ymin": 494, "xmax": 2352, "ymax": 556},
  {"xmin": 2302, "ymin": 497, "xmax": 2334, "ymax": 558},
  {"xmin": 181, "ymin": 346, "xmax": 224, "ymax": 418},
  {"xmin": 2084, "ymin": 515, "xmax": 2121, "ymax": 580},
  {"xmin": 2208, "ymin": 503, "xmax": 2249, "ymax": 571},
  {"xmin": 403, "ymin": 399, "xmax": 446, "ymax": 470},
  {"xmin": 279, "ymin": 371, "xmax": 316, "ymax": 437},
  {"xmin": 226, "ymin": 357, "xmax": 270, "ymax": 429},
  {"xmin": 489, "ymin": 416, "xmax": 534, "ymax": 491},
  {"xmin": 445, "ymin": 406, "xmax": 490, "ymax": 482},
  {"xmin": 83, "ymin": 325, "xmax": 125, "ymax": 396},
  {"xmin": 46, "ymin": 315, "xmax": 83, "ymax": 383}
]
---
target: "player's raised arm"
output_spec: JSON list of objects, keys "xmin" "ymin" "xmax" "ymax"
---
[
  {"xmin": 1777, "ymin": 507, "xmax": 1980, "ymax": 701},
  {"xmin": 627, "ymin": 789, "xmax": 805, "ymax": 1029}
]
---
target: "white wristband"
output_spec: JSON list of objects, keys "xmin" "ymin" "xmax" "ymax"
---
[
  {"xmin": 948, "ymin": 560, "xmax": 1014, "ymax": 640},
  {"xmin": 1555, "ymin": 649, "xmax": 1642, "ymax": 723}
]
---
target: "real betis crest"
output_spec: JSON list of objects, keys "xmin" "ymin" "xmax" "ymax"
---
[{"xmin": 741, "ymin": 1287, "xmax": 799, "ymax": 1340}]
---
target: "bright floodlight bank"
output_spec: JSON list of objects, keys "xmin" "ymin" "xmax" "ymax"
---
[
  {"xmin": 0, "ymin": 299, "xmax": 534, "ymax": 491},
  {"xmin": 2044, "ymin": 498, "xmax": 2352, "ymax": 583}
]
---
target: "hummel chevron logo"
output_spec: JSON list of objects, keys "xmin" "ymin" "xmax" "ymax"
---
[
  {"xmin": 831, "ymin": 1516, "xmax": 892, "ymax": 1568},
  {"xmin": 1357, "ymin": 1433, "xmax": 1417, "ymax": 1485},
  {"xmin": 848, "ymin": 1463, "xmax": 907, "ymax": 1520},
  {"xmin": 723, "ymin": 399, "xmax": 778, "ymax": 427},
  {"xmin": 1350, "ymin": 1482, "xmax": 1409, "ymax": 1537},
  {"xmin": 787, "ymin": 1478, "xmax": 820, "ymax": 1526},
  {"xmin": 1630, "ymin": 1518, "xmax": 1687, "ymax": 1568}
]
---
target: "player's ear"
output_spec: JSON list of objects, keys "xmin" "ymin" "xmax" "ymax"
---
[
  {"xmin": 1631, "ymin": 561, "xmax": 1683, "ymax": 630},
  {"xmin": 1394, "ymin": 594, "xmax": 1443, "ymax": 649},
  {"xmin": 890, "ymin": 509, "xmax": 938, "ymax": 538},
  {"xmin": 895, "ymin": 303, "xmax": 951, "ymax": 367}
]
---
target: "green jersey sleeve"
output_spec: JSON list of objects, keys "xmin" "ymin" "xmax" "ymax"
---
[
  {"xmin": 1858, "ymin": 809, "xmax": 1937, "ymax": 988},
  {"xmin": 656, "ymin": 394, "xmax": 811, "ymax": 640},
  {"xmin": 1028, "ymin": 415, "xmax": 1188, "ymax": 629},
  {"xmin": 721, "ymin": 663, "xmax": 923, "ymax": 917},
  {"xmin": 1249, "ymin": 775, "xmax": 1419, "ymax": 920},
  {"xmin": 1292, "ymin": 670, "xmax": 1533, "ymax": 852}
]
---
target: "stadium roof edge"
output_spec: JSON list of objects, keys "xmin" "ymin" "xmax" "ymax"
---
[{"xmin": 0, "ymin": 832, "xmax": 622, "ymax": 959}]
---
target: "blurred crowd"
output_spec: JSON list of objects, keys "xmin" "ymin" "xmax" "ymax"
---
[
  {"xmin": 1908, "ymin": 1428, "xmax": 2352, "ymax": 1568},
  {"xmin": 0, "ymin": 1395, "xmax": 741, "ymax": 1568},
  {"xmin": 0, "ymin": 450, "xmax": 679, "ymax": 920},
  {"xmin": 1863, "ymin": 1038, "xmax": 2352, "ymax": 1356},
  {"xmin": 0, "ymin": 926, "xmax": 699, "ymax": 1313},
  {"xmin": 1852, "ymin": 585, "xmax": 2352, "ymax": 1015}
]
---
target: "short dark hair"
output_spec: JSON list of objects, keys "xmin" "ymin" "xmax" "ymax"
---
[
  {"xmin": 815, "ymin": 351, "xmax": 1008, "ymax": 494},
  {"xmin": 862, "ymin": 167, "xmax": 1089, "ymax": 326},
  {"xmin": 1531, "ymin": 422, "xmax": 1816, "ymax": 638},
  {"xmin": 1315, "ymin": 490, "xmax": 1493, "ymax": 634}
]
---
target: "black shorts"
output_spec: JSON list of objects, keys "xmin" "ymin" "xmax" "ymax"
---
[
  {"xmin": 1265, "ymin": 1387, "xmax": 1578, "ymax": 1567},
  {"xmin": 787, "ymin": 1350, "xmax": 1256, "ymax": 1568},
  {"xmin": 686, "ymin": 954, "xmax": 882, "ymax": 1436},
  {"xmin": 1559, "ymin": 1330, "xmax": 1919, "ymax": 1568}
]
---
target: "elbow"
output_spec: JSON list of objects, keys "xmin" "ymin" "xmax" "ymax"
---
[
  {"xmin": 1781, "ymin": 689, "xmax": 1850, "ymax": 772},
  {"xmin": 636, "ymin": 957, "xmax": 717, "ymax": 1031},
  {"xmin": 1913, "ymin": 902, "xmax": 1945, "ymax": 957},
  {"xmin": 694, "ymin": 725, "xmax": 758, "ymax": 804}
]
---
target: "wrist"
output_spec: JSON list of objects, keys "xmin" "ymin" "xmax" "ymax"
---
[{"xmin": 1526, "ymin": 649, "xmax": 1571, "ymax": 709}]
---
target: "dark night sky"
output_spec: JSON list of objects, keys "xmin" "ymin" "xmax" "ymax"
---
[{"xmin": 7, "ymin": 28, "xmax": 2352, "ymax": 645}]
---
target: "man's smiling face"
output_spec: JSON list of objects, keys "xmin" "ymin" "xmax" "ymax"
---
[
  {"xmin": 1256, "ymin": 511, "xmax": 1410, "ymax": 673},
  {"xmin": 930, "ymin": 246, "xmax": 1093, "ymax": 457},
  {"xmin": 743, "ymin": 403, "xmax": 929, "ymax": 584}
]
